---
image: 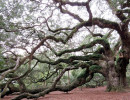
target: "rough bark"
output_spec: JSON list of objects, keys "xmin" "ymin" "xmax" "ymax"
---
[
  {"xmin": 106, "ymin": 60, "xmax": 119, "ymax": 91},
  {"xmin": 106, "ymin": 57, "xmax": 129, "ymax": 92},
  {"xmin": 118, "ymin": 57, "xmax": 129, "ymax": 87}
]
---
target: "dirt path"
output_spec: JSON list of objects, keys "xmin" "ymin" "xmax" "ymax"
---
[{"xmin": 2, "ymin": 87, "xmax": 130, "ymax": 100}]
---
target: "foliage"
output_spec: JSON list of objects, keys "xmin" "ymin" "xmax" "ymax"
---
[{"xmin": 0, "ymin": 0, "xmax": 130, "ymax": 99}]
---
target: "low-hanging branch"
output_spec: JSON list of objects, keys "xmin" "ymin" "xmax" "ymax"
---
[
  {"xmin": 12, "ymin": 67, "xmax": 94, "ymax": 100},
  {"xmin": 1, "ymin": 61, "xmax": 92, "ymax": 98},
  {"xmin": 0, "ymin": 61, "xmax": 38, "ymax": 97},
  {"xmin": 31, "ymin": 68, "xmax": 60, "ymax": 83},
  {"xmin": 33, "ymin": 54, "xmax": 102, "ymax": 65},
  {"xmin": 0, "ymin": 57, "xmax": 20, "ymax": 81}
]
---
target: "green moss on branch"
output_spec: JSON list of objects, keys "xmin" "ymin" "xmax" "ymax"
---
[
  {"xmin": 89, "ymin": 65, "xmax": 102, "ymax": 71},
  {"xmin": 33, "ymin": 54, "xmax": 102, "ymax": 65},
  {"xmin": 56, "ymin": 38, "xmax": 110, "ymax": 56}
]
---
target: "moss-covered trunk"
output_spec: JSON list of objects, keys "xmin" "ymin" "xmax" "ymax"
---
[
  {"xmin": 106, "ymin": 60, "xmax": 119, "ymax": 91},
  {"xmin": 106, "ymin": 57, "xmax": 129, "ymax": 92},
  {"xmin": 106, "ymin": 31, "xmax": 130, "ymax": 91}
]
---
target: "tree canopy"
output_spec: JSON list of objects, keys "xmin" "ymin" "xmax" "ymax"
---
[{"xmin": 0, "ymin": 0, "xmax": 130, "ymax": 99}]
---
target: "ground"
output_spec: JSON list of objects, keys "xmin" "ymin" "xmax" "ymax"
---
[{"xmin": 2, "ymin": 87, "xmax": 130, "ymax": 100}]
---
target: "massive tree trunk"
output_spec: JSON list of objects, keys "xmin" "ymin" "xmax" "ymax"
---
[
  {"xmin": 118, "ymin": 58, "xmax": 129, "ymax": 87},
  {"xmin": 106, "ymin": 60, "xmax": 120, "ymax": 91},
  {"xmin": 118, "ymin": 32, "xmax": 130, "ymax": 88},
  {"xmin": 106, "ymin": 57, "xmax": 129, "ymax": 92},
  {"xmin": 121, "ymin": 33, "xmax": 130, "ymax": 59},
  {"xmin": 106, "ymin": 30, "xmax": 130, "ymax": 91}
]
